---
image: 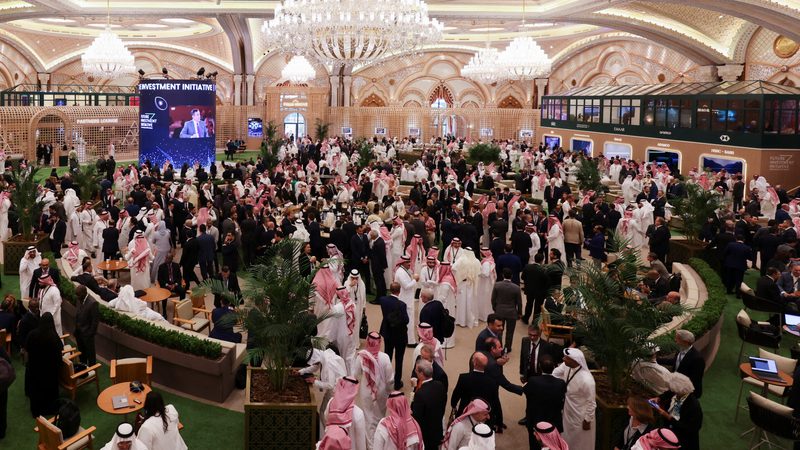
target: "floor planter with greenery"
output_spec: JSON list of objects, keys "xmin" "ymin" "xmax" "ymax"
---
[
  {"xmin": 564, "ymin": 238, "xmax": 684, "ymax": 450},
  {"xmin": 202, "ymin": 239, "xmax": 329, "ymax": 449},
  {"xmin": 4, "ymin": 166, "xmax": 47, "ymax": 274},
  {"xmin": 669, "ymin": 182, "xmax": 722, "ymax": 265}
]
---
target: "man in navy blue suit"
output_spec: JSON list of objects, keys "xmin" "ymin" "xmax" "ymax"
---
[
  {"xmin": 179, "ymin": 109, "xmax": 209, "ymax": 138},
  {"xmin": 723, "ymin": 235, "xmax": 753, "ymax": 297},
  {"xmin": 379, "ymin": 282, "xmax": 409, "ymax": 390}
]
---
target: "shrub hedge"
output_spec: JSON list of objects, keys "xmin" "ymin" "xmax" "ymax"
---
[
  {"xmin": 467, "ymin": 143, "xmax": 501, "ymax": 164},
  {"xmin": 52, "ymin": 254, "xmax": 222, "ymax": 359},
  {"xmin": 654, "ymin": 258, "xmax": 727, "ymax": 347}
]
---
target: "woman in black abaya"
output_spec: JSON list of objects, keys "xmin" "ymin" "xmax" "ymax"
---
[{"xmin": 25, "ymin": 312, "xmax": 63, "ymax": 417}]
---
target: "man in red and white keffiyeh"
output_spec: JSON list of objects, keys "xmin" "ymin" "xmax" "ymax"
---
[
  {"xmin": 353, "ymin": 332, "xmax": 393, "ymax": 449},
  {"xmin": 333, "ymin": 286, "xmax": 357, "ymax": 372},
  {"xmin": 374, "ymin": 392, "xmax": 424, "ymax": 450},
  {"xmin": 442, "ymin": 399, "xmax": 491, "ymax": 450},
  {"xmin": 320, "ymin": 377, "xmax": 367, "ymax": 450}
]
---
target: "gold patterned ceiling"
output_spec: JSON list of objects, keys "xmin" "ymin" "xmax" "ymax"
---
[{"xmin": 0, "ymin": 0, "xmax": 798, "ymax": 73}]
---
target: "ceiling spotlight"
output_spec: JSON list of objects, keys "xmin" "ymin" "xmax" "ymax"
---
[
  {"xmin": 161, "ymin": 67, "xmax": 170, "ymax": 79},
  {"xmin": 196, "ymin": 67, "xmax": 205, "ymax": 77},
  {"xmin": 138, "ymin": 68, "xmax": 145, "ymax": 76}
]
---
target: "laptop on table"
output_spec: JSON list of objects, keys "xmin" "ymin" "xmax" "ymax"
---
[
  {"xmin": 785, "ymin": 313, "xmax": 800, "ymax": 331},
  {"xmin": 749, "ymin": 356, "xmax": 784, "ymax": 382}
]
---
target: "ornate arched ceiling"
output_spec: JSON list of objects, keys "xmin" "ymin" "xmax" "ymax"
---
[{"xmin": 0, "ymin": 0, "xmax": 798, "ymax": 95}]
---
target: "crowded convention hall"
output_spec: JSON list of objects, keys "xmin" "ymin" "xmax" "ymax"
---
[{"xmin": 1, "ymin": 1, "xmax": 800, "ymax": 450}]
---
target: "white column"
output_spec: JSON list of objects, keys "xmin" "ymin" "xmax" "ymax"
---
[
  {"xmin": 717, "ymin": 64, "xmax": 744, "ymax": 82},
  {"xmin": 329, "ymin": 75, "xmax": 340, "ymax": 107},
  {"xmin": 37, "ymin": 73, "xmax": 50, "ymax": 91},
  {"xmin": 233, "ymin": 74, "xmax": 243, "ymax": 106},
  {"xmin": 534, "ymin": 78, "xmax": 549, "ymax": 109},
  {"xmin": 342, "ymin": 76, "xmax": 352, "ymax": 107},
  {"xmin": 246, "ymin": 74, "xmax": 256, "ymax": 106}
]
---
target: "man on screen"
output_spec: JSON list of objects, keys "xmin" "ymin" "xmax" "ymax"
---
[{"xmin": 179, "ymin": 109, "xmax": 209, "ymax": 138}]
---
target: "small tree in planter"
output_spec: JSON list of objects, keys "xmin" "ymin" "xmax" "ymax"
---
[
  {"xmin": 259, "ymin": 121, "xmax": 281, "ymax": 172},
  {"xmin": 71, "ymin": 164, "xmax": 103, "ymax": 202},
  {"xmin": 314, "ymin": 119, "xmax": 330, "ymax": 142},
  {"xmin": 201, "ymin": 239, "xmax": 330, "ymax": 449},
  {"xmin": 575, "ymin": 157, "xmax": 608, "ymax": 194},
  {"xmin": 563, "ymin": 235, "xmax": 683, "ymax": 448},
  {"xmin": 467, "ymin": 142, "xmax": 501, "ymax": 165},
  {"xmin": 669, "ymin": 182, "xmax": 722, "ymax": 263},
  {"xmin": 4, "ymin": 166, "xmax": 47, "ymax": 274}
]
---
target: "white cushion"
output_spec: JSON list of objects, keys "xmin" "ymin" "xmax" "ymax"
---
[
  {"xmin": 759, "ymin": 348, "xmax": 797, "ymax": 375},
  {"xmin": 737, "ymin": 309, "xmax": 752, "ymax": 327},
  {"xmin": 65, "ymin": 427, "xmax": 93, "ymax": 450},
  {"xmin": 749, "ymin": 391, "xmax": 794, "ymax": 416}
]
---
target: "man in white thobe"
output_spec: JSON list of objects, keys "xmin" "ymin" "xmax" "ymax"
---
[
  {"xmin": 37, "ymin": 274, "xmax": 63, "ymax": 335},
  {"xmin": 92, "ymin": 210, "xmax": 110, "ymax": 269},
  {"xmin": 346, "ymin": 269, "xmax": 367, "ymax": 333},
  {"xmin": 352, "ymin": 333, "xmax": 394, "ymax": 450},
  {"xmin": 299, "ymin": 348, "xmax": 347, "ymax": 429},
  {"xmin": 553, "ymin": 347, "xmax": 596, "ymax": 450},
  {"xmin": 394, "ymin": 255, "xmax": 419, "ymax": 345},
  {"xmin": 19, "ymin": 246, "xmax": 41, "ymax": 300},
  {"xmin": 78, "ymin": 202, "xmax": 96, "ymax": 253}
]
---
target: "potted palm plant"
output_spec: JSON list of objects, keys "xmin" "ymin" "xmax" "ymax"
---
[
  {"xmin": 4, "ymin": 166, "xmax": 47, "ymax": 274},
  {"xmin": 259, "ymin": 121, "xmax": 280, "ymax": 172},
  {"xmin": 201, "ymin": 239, "xmax": 329, "ymax": 449},
  {"xmin": 563, "ymin": 236, "xmax": 683, "ymax": 449},
  {"xmin": 575, "ymin": 156, "xmax": 608, "ymax": 194},
  {"xmin": 71, "ymin": 164, "xmax": 103, "ymax": 202},
  {"xmin": 314, "ymin": 119, "xmax": 330, "ymax": 142},
  {"xmin": 668, "ymin": 181, "xmax": 722, "ymax": 264}
]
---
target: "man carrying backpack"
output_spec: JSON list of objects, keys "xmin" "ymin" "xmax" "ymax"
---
[{"xmin": 418, "ymin": 288, "xmax": 455, "ymax": 343}]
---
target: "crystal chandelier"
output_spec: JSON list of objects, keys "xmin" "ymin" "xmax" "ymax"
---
[
  {"xmin": 282, "ymin": 55, "xmax": 316, "ymax": 84},
  {"xmin": 262, "ymin": 0, "xmax": 444, "ymax": 67},
  {"xmin": 498, "ymin": 0, "xmax": 551, "ymax": 80},
  {"xmin": 498, "ymin": 36, "xmax": 551, "ymax": 80},
  {"xmin": 81, "ymin": 0, "xmax": 135, "ymax": 79},
  {"xmin": 461, "ymin": 45, "xmax": 502, "ymax": 84}
]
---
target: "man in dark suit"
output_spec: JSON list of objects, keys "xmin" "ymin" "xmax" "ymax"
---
[
  {"xmin": 350, "ymin": 224, "xmax": 371, "ymax": 294},
  {"xmin": 524, "ymin": 356, "xmax": 566, "ymax": 449},
  {"xmin": 451, "ymin": 352, "xmax": 501, "ymax": 421},
  {"xmin": 213, "ymin": 266, "xmax": 241, "ymax": 308},
  {"xmin": 722, "ymin": 236, "xmax": 752, "ymax": 296},
  {"xmin": 475, "ymin": 313, "xmax": 504, "ymax": 351},
  {"xmin": 157, "ymin": 251, "xmax": 185, "ymax": 306},
  {"xmin": 648, "ymin": 216, "xmax": 671, "ymax": 263},
  {"xmin": 410, "ymin": 359, "xmax": 447, "ymax": 450},
  {"xmin": 757, "ymin": 267, "xmax": 792, "ymax": 307},
  {"xmin": 379, "ymin": 282, "xmax": 409, "ymax": 390},
  {"xmin": 510, "ymin": 224, "xmax": 533, "ymax": 266},
  {"xmin": 196, "ymin": 224, "xmax": 216, "ymax": 280},
  {"xmin": 71, "ymin": 260, "xmax": 117, "ymax": 301},
  {"xmin": 519, "ymin": 324, "xmax": 558, "ymax": 382},
  {"xmin": 179, "ymin": 228, "xmax": 200, "ymax": 288},
  {"xmin": 101, "ymin": 223, "xmax": 120, "ymax": 262},
  {"xmin": 521, "ymin": 252, "xmax": 550, "ymax": 324},
  {"xmin": 29, "ymin": 258, "xmax": 61, "ymax": 299},
  {"xmin": 491, "ymin": 268, "xmax": 522, "ymax": 352},
  {"xmin": 419, "ymin": 289, "xmax": 447, "ymax": 342},
  {"xmin": 369, "ymin": 230, "xmax": 388, "ymax": 299},
  {"xmin": 73, "ymin": 285, "xmax": 99, "ymax": 366},
  {"xmin": 479, "ymin": 337, "xmax": 523, "ymax": 431},
  {"xmin": 732, "ymin": 175, "xmax": 745, "ymax": 212},
  {"xmin": 777, "ymin": 263, "xmax": 800, "ymax": 298},
  {"xmin": 661, "ymin": 329, "xmax": 705, "ymax": 398},
  {"xmin": 48, "ymin": 213, "xmax": 67, "ymax": 257},
  {"xmin": 496, "ymin": 244, "xmax": 523, "ymax": 285}
]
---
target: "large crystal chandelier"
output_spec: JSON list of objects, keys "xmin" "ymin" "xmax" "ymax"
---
[
  {"xmin": 262, "ymin": 0, "xmax": 444, "ymax": 67},
  {"xmin": 81, "ymin": 0, "xmax": 135, "ymax": 79},
  {"xmin": 282, "ymin": 55, "xmax": 316, "ymax": 84},
  {"xmin": 498, "ymin": 36, "xmax": 551, "ymax": 80},
  {"xmin": 498, "ymin": 0, "xmax": 551, "ymax": 81},
  {"xmin": 461, "ymin": 45, "xmax": 502, "ymax": 84}
]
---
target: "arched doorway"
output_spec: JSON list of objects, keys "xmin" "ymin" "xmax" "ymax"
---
[
  {"xmin": 283, "ymin": 113, "xmax": 305, "ymax": 141},
  {"xmin": 28, "ymin": 109, "xmax": 70, "ymax": 164}
]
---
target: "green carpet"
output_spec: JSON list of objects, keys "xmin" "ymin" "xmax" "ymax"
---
[
  {"xmin": 699, "ymin": 269, "xmax": 795, "ymax": 449},
  {"xmin": 1, "ymin": 267, "xmax": 244, "ymax": 449}
]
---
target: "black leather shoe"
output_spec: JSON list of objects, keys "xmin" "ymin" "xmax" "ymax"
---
[{"xmin": 518, "ymin": 417, "xmax": 527, "ymax": 426}]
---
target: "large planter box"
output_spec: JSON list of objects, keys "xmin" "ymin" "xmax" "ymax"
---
[
  {"xmin": 693, "ymin": 311, "xmax": 725, "ymax": 372},
  {"xmin": 595, "ymin": 392, "xmax": 628, "ymax": 450},
  {"xmin": 245, "ymin": 367, "xmax": 316, "ymax": 450},
  {"xmin": 61, "ymin": 301, "xmax": 237, "ymax": 403},
  {"xmin": 4, "ymin": 233, "xmax": 48, "ymax": 275},
  {"xmin": 669, "ymin": 240, "xmax": 713, "ymax": 266}
]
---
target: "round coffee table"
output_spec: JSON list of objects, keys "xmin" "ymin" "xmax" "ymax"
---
[
  {"xmin": 97, "ymin": 382, "xmax": 152, "ymax": 417},
  {"xmin": 739, "ymin": 362, "xmax": 793, "ymax": 395},
  {"xmin": 141, "ymin": 287, "xmax": 173, "ymax": 317},
  {"xmin": 97, "ymin": 260, "xmax": 128, "ymax": 273}
]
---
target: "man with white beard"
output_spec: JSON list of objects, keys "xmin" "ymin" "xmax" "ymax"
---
[
  {"xmin": 394, "ymin": 255, "xmax": 420, "ymax": 345},
  {"xmin": 352, "ymin": 332, "xmax": 394, "ymax": 450}
]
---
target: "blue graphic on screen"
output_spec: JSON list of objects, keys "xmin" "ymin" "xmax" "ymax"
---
[
  {"xmin": 702, "ymin": 156, "xmax": 743, "ymax": 174},
  {"xmin": 647, "ymin": 150, "xmax": 681, "ymax": 175},
  {"xmin": 571, "ymin": 138, "xmax": 592, "ymax": 156},
  {"xmin": 544, "ymin": 136, "xmax": 561, "ymax": 150},
  {"xmin": 138, "ymin": 80, "xmax": 216, "ymax": 169},
  {"xmin": 248, "ymin": 118, "xmax": 263, "ymax": 138}
]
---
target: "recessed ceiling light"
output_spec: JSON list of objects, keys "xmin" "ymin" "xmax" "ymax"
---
[
  {"xmin": 134, "ymin": 23, "xmax": 168, "ymax": 28},
  {"xmin": 521, "ymin": 22, "xmax": 555, "ymax": 28},
  {"xmin": 470, "ymin": 27, "xmax": 504, "ymax": 32},
  {"xmin": 87, "ymin": 23, "xmax": 121, "ymax": 28},
  {"xmin": 160, "ymin": 18, "xmax": 194, "ymax": 24},
  {"xmin": 442, "ymin": 26, "xmax": 458, "ymax": 31},
  {"xmin": 39, "ymin": 18, "xmax": 76, "ymax": 23},
  {"xmin": 718, "ymin": 15, "xmax": 724, "ymax": 18}
]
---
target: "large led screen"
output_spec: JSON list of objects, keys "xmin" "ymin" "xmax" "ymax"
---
[{"xmin": 138, "ymin": 80, "xmax": 216, "ymax": 169}]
